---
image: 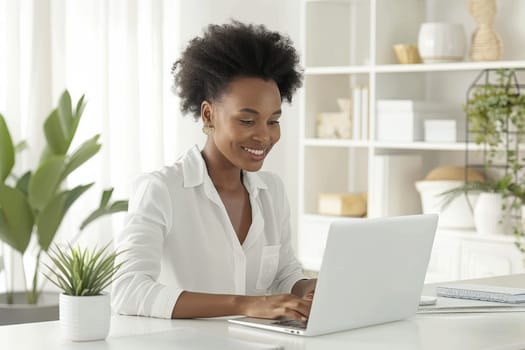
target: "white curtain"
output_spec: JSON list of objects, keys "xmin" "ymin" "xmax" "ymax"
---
[{"xmin": 0, "ymin": 0, "xmax": 186, "ymax": 291}]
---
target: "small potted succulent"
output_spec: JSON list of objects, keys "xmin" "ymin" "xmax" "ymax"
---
[{"xmin": 44, "ymin": 243, "xmax": 124, "ymax": 341}]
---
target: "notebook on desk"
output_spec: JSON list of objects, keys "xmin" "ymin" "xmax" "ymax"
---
[
  {"xmin": 436, "ymin": 284, "xmax": 525, "ymax": 303},
  {"xmin": 229, "ymin": 214, "xmax": 438, "ymax": 336}
]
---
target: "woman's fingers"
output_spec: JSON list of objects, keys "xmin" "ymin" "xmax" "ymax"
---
[
  {"xmin": 282, "ymin": 308, "xmax": 308, "ymax": 322},
  {"xmin": 279, "ymin": 295, "xmax": 311, "ymax": 320},
  {"xmin": 303, "ymin": 291, "xmax": 314, "ymax": 300},
  {"xmin": 244, "ymin": 294, "xmax": 312, "ymax": 320}
]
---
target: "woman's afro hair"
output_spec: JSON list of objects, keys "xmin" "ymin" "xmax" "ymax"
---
[{"xmin": 171, "ymin": 21, "xmax": 303, "ymax": 120}]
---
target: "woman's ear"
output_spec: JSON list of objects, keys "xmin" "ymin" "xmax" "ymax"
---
[{"xmin": 201, "ymin": 100, "xmax": 213, "ymax": 125}]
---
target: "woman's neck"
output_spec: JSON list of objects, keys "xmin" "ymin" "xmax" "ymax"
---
[{"xmin": 201, "ymin": 144, "xmax": 243, "ymax": 192}]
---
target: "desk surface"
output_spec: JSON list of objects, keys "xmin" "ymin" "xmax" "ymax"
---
[{"xmin": 1, "ymin": 274, "xmax": 525, "ymax": 350}]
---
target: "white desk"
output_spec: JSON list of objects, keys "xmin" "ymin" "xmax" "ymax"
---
[{"xmin": 2, "ymin": 274, "xmax": 525, "ymax": 350}]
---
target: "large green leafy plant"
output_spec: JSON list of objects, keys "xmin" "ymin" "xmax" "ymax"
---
[{"xmin": 0, "ymin": 91, "xmax": 128, "ymax": 304}]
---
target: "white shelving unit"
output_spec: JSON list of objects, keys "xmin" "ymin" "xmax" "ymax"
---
[{"xmin": 298, "ymin": 0, "xmax": 525, "ymax": 280}]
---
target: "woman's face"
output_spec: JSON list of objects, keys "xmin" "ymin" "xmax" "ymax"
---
[{"xmin": 202, "ymin": 77, "xmax": 282, "ymax": 172}]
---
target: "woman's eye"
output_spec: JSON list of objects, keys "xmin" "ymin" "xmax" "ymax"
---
[
  {"xmin": 269, "ymin": 120, "xmax": 280, "ymax": 125},
  {"xmin": 240, "ymin": 120, "xmax": 255, "ymax": 125}
]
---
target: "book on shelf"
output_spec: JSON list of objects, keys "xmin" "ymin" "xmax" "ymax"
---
[
  {"xmin": 360, "ymin": 86, "xmax": 369, "ymax": 140},
  {"xmin": 352, "ymin": 87, "xmax": 361, "ymax": 140},
  {"xmin": 350, "ymin": 85, "xmax": 369, "ymax": 140},
  {"xmin": 369, "ymin": 154, "xmax": 423, "ymax": 217}
]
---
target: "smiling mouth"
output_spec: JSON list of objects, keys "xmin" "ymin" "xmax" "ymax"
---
[{"xmin": 241, "ymin": 146, "xmax": 266, "ymax": 156}]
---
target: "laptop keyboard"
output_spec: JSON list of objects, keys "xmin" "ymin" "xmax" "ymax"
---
[{"xmin": 272, "ymin": 319, "xmax": 307, "ymax": 329}]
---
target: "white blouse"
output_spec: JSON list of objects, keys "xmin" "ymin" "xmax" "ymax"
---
[{"xmin": 112, "ymin": 145, "xmax": 306, "ymax": 319}]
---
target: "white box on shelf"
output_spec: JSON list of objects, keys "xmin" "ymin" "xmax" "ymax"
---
[
  {"xmin": 376, "ymin": 112, "xmax": 419, "ymax": 142},
  {"xmin": 376, "ymin": 100, "xmax": 455, "ymax": 142},
  {"xmin": 424, "ymin": 120, "xmax": 457, "ymax": 142},
  {"xmin": 376, "ymin": 100, "xmax": 449, "ymax": 113}
]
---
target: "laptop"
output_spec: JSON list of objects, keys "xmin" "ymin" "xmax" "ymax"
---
[{"xmin": 228, "ymin": 214, "xmax": 438, "ymax": 336}]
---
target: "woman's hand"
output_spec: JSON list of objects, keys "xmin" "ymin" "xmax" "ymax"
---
[
  {"xmin": 292, "ymin": 278, "xmax": 317, "ymax": 300},
  {"xmin": 241, "ymin": 294, "xmax": 312, "ymax": 322}
]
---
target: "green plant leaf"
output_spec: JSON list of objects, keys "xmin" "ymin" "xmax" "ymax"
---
[
  {"xmin": 14, "ymin": 140, "xmax": 28, "ymax": 153},
  {"xmin": 79, "ymin": 188, "xmax": 128, "ymax": 231},
  {"xmin": 100, "ymin": 188, "xmax": 113, "ymax": 208},
  {"xmin": 0, "ymin": 184, "xmax": 34, "ymax": 253},
  {"xmin": 61, "ymin": 135, "xmax": 101, "ymax": 181},
  {"xmin": 71, "ymin": 94, "xmax": 86, "ymax": 138},
  {"xmin": 57, "ymin": 90, "xmax": 73, "ymax": 141},
  {"xmin": 109, "ymin": 200, "xmax": 128, "ymax": 212},
  {"xmin": 0, "ymin": 114, "xmax": 15, "ymax": 182},
  {"xmin": 64, "ymin": 183, "xmax": 94, "ymax": 212},
  {"xmin": 36, "ymin": 193, "xmax": 66, "ymax": 251},
  {"xmin": 28, "ymin": 156, "xmax": 66, "ymax": 211},
  {"xmin": 16, "ymin": 171, "xmax": 32, "ymax": 196},
  {"xmin": 43, "ymin": 110, "xmax": 68, "ymax": 155},
  {"xmin": 43, "ymin": 243, "xmax": 124, "ymax": 296},
  {"xmin": 36, "ymin": 184, "xmax": 93, "ymax": 251},
  {"xmin": 38, "ymin": 146, "xmax": 56, "ymax": 165}
]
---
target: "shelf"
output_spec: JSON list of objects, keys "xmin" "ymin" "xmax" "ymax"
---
[
  {"xmin": 305, "ymin": 60, "xmax": 525, "ymax": 75},
  {"xmin": 303, "ymin": 138, "xmax": 370, "ymax": 148},
  {"xmin": 299, "ymin": 0, "xmax": 525, "ymax": 282},
  {"xmin": 304, "ymin": 139, "xmax": 484, "ymax": 151},
  {"xmin": 305, "ymin": 65, "xmax": 372, "ymax": 75},
  {"xmin": 305, "ymin": 0, "xmax": 357, "ymax": 3},
  {"xmin": 373, "ymin": 141, "xmax": 477, "ymax": 151},
  {"xmin": 375, "ymin": 60, "xmax": 525, "ymax": 74}
]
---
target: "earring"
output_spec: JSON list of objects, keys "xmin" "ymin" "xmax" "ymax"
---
[{"xmin": 202, "ymin": 125, "xmax": 214, "ymax": 135}]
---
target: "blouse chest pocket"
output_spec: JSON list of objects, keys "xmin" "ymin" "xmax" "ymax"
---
[{"xmin": 256, "ymin": 245, "xmax": 281, "ymax": 291}]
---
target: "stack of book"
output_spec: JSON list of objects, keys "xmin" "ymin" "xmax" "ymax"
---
[{"xmin": 351, "ymin": 86, "xmax": 369, "ymax": 140}]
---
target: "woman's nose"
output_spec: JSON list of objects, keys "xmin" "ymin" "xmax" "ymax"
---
[{"xmin": 252, "ymin": 125, "xmax": 271, "ymax": 143}]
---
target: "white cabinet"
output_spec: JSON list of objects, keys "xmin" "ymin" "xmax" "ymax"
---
[
  {"xmin": 298, "ymin": 0, "xmax": 525, "ymax": 275},
  {"xmin": 426, "ymin": 230, "xmax": 525, "ymax": 283}
]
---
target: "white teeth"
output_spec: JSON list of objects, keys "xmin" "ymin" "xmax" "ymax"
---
[{"xmin": 243, "ymin": 147, "xmax": 264, "ymax": 156}]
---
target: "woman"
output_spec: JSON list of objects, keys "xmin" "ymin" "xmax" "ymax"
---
[{"xmin": 112, "ymin": 21, "xmax": 316, "ymax": 322}]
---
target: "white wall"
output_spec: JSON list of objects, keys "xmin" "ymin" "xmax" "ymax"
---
[{"xmin": 172, "ymin": 0, "xmax": 302, "ymax": 246}]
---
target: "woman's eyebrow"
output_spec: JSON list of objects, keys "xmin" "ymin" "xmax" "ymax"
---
[{"xmin": 238, "ymin": 108, "xmax": 282, "ymax": 115}]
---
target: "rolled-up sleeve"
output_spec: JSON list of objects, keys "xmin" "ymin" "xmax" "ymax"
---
[
  {"xmin": 270, "ymin": 176, "xmax": 307, "ymax": 294},
  {"xmin": 112, "ymin": 174, "xmax": 183, "ymax": 319}
]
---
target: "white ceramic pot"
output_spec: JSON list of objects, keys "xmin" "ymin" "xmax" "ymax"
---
[
  {"xmin": 473, "ymin": 192, "xmax": 511, "ymax": 235},
  {"xmin": 418, "ymin": 22, "xmax": 466, "ymax": 63},
  {"xmin": 59, "ymin": 292, "xmax": 110, "ymax": 341},
  {"xmin": 415, "ymin": 180, "xmax": 478, "ymax": 229}
]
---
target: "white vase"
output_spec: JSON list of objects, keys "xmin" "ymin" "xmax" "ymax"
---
[
  {"xmin": 418, "ymin": 22, "xmax": 466, "ymax": 63},
  {"xmin": 59, "ymin": 292, "xmax": 111, "ymax": 341},
  {"xmin": 473, "ymin": 192, "xmax": 511, "ymax": 235},
  {"xmin": 415, "ymin": 180, "xmax": 479, "ymax": 229}
]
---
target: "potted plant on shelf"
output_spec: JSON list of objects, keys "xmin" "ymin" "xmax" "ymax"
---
[
  {"xmin": 442, "ymin": 68, "xmax": 525, "ymax": 238},
  {"xmin": 0, "ymin": 91, "xmax": 128, "ymax": 325},
  {"xmin": 44, "ymin": 243, "xmax": 124, "ymax": 341}
]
